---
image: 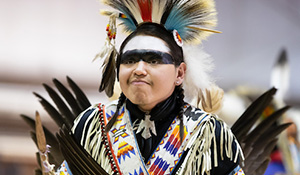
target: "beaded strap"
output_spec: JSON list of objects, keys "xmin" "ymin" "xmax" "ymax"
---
[{"xmin": 98, "ymin": 103, "xmax": 121, "ymax": 175}]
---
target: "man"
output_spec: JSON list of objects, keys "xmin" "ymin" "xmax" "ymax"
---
[{"xmin": 72, "ymin": 20, "xmax": 243, "ymax": 175}]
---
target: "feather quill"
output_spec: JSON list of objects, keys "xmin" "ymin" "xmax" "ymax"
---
[
  {"xmin": 31, "ymin": 134, "xmax": 60, "ymax": 171},
  {"xmin": 20, "ymin": 114, "xmax": 64, "ymax": 167},
  {"xmin": 36, "ymin": 111, "xmax": 47, "ymax": 154},
  {"xmin": 35, "ymin": 111, "xmax": 56, "ymax": 175}
]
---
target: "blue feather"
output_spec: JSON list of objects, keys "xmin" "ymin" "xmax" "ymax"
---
[
  {"xmin": 119, "ymin": 17, "xmax": 136, "ymax": 32},
  {"xmin": 165, "ymin": 6, "xmax": 192, "ymax": 40}
]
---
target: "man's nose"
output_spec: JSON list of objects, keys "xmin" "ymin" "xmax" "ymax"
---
[{"xmin": 134, "ymin": 60, "xmax": 147, "ymax": 75}]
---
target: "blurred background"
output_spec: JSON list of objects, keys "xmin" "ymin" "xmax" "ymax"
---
[{"xmin": 0, "ymin": 0, "xmax": 299, "ymax": 174}]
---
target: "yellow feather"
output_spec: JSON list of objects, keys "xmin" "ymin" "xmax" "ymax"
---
[{"xmin": 198, "ymin": 85, "xmax": 224, "ymax": 114}]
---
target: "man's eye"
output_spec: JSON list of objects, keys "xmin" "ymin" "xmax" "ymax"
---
[
  {"xmin": 124, "ymin": 60, "xmax": 135, "ymax": 64},
  {"xmin": 122, "ymin": 58, "xmax": 136, "ymax": 64},
  {"xmin": 149, "ymin": 60, "xmax": 159, "ymax": 64},
  {"xmin": 147, "ymin": 56, "xmax": 162, "ymax": 64}
]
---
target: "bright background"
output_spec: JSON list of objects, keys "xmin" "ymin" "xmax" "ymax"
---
[{"xmin": 0, "ymin": 0, "xmax": 299, "ymax": 174}]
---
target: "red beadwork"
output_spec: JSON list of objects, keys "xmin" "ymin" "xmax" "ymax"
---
[{"xmin": 98, "ymin": 104, "xmax": 120, "ymax": 174}]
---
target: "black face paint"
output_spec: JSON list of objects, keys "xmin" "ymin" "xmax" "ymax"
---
[{"xmin": 120, "ymin": 49, "xmax": 174, "ymax": 65}]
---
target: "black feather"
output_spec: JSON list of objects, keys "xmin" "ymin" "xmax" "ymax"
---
[
  {"xmin": 33, "ymin": 92, "xmax": 65, "ymax": 127},
  {"xmin": 231, "ymin": 88, "xmax": 291, "ymax": 174},
  {"xmin": 53, "ymin": 78, "xmax": 82, "ymax": 116},
  {"xmin": 99, "ymin": 50, "xmax": 116, "ymax": 97},
  {"xmin": 254, "ymin": 123, "xmax": 292, "ymax": 150},
  {"xmin": 30, "ymin": 131, "xmax": 38, "ymax": 148},
  {"xmin": 43, "ymin": 83, "xmax": 74, "ymax": 129},
  {"xmin": 20, "ymin": 114, "xmax": 64, "ymax": 166},
  {"xmin": 243, "ymin": 106, "xmax": 290, "ymax": 148},
  {"xmin": 56, "ymin": 125, "xmax": 109, "ymax": 175},
  {"xmin": 22, "ymin": 77, "xmax": 98, "ymax": 174},
  {"xmin": 277, "ymin": 49, "xmax": 287, "ymax": 65},
  {"xmin": 255, "ymin": 139, "xmax": 278, "ymax": 163},
  {"xmin": 231, "ymin": 87, "xmax": 276, "ymax": 140},
  {"xmin": 255, "ymin": 159, "xmax": 271, "ymax": 175},
  {"xmin": 34, "ymin": 141, "xmax": 41, "ymax": 168},
  {"xmin": 67, "ymin": 76, "xmax": 91, "ymax": 110}
]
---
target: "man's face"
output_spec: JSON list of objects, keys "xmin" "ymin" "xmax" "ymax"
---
[{"xmin": 119, "ymin": 35, "xmax": 183, "ymax": 111}]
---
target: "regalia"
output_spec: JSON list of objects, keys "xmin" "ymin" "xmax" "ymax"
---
[{"xmin": 20, "ymin": 0, "xmax": 291, "ymax": 175}]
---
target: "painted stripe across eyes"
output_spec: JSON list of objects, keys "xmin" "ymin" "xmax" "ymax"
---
[{"xmin": 120, "ymin": 49, "xmax": 174, "ymax": 65}]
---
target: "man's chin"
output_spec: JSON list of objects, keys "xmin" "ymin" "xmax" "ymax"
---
[{"xmin": 131, "ymin": 96, "xmax": 148, "ymax": 106}]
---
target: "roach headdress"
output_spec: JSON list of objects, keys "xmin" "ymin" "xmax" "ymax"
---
[{"xmin": 96, "ymin": 0, "xmax": 220, "ymax": 102}]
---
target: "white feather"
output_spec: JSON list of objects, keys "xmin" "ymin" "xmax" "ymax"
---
[
  {"xmin": 123, "ymin": 1, "xmax": 143, "ymax": 24},
  {"xmin": 183, "ymin": 45, "xmax": 215, "ymax": 104},
  {"xmin": 270, "ymin": 51, "xmax": 290, "ymax": 101},
  {"xmin": 152, "ymin": 0, "xmax": 167, "ymax": 23}
]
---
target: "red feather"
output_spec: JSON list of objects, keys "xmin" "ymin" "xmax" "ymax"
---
[{"xmin": 137, "ymin": 0, "xmax": 152, "ymax": 22}]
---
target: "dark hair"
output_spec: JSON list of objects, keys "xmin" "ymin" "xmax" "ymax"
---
[
  {"xmin": 105, "ymin": 93, "xmax": 126, "ymax": 132},
  {"xmin": 116, "ymin": 22, "xmax": 184, "ymax": 78},
  {"xmin": 176, "ymin": 85, "xmax": 185, "ymax": 143}
]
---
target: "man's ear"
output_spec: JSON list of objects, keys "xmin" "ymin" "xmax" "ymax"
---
[{"xmin": 176, "ymin": 62, "xmax": 186, "ymax": 85}]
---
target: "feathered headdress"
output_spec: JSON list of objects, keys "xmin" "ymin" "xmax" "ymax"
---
[
  {"xmin": 96, "ymin": 0, "xmax": 221, "ymax": 110},
  {"xmin": 102, "ymin": 0, "xmax": 219, "ymax": 42}
]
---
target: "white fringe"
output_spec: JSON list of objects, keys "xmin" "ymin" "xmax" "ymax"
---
[
  {"xmin": 178, "ymin": 114, "xmax": 244, "ymax": 175},
  {"xmin": 72, "ymin": 106, "xmax": 113, "ymax": 174}
]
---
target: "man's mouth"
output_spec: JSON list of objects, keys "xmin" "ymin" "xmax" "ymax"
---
[{"xmin": 131, "ymin": 79, "xmax": 150, "ymax": 85}]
